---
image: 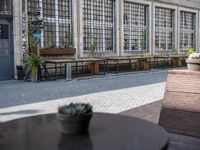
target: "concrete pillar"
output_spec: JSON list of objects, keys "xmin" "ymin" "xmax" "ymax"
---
[
  {"xmin": 72, "ymin": 0, "xmax": 78, "ymax": 59},
  {"xmin": 13, "ymin": 0, "xmax": 23, "ymax": 78},
  {"xmin": 115, "ymin": 0, "xmax": 121, "ymax": 56},
  {"xmin": 77, "ymin": 0, "xmax": 83, "ymax": 58},
  {"xmin": 118, "ymin": 0, "xmax": 123, "ymax": 56}
]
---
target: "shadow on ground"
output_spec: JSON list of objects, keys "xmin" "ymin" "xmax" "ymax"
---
[
  {"xmin": 0, "ymin": 109, "xmax": 41, "ymax": 115},
  {"xmin": 0, "ymin": 70, "xmax": 168, "ymax": 108}
]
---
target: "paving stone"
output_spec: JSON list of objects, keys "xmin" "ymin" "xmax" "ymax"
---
[{"xmin": 0, "ymin": 70, "xmax": 169, "ymax": 122}]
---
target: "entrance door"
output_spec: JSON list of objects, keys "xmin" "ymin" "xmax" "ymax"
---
[{"xmin": 0, "ymin": 19, "xmax": 13, "ymax": 80}]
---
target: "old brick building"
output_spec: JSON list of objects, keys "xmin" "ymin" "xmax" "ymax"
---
[{"xmin": 0, "ymin": 0, "xmax": 200, "ymax": 80}]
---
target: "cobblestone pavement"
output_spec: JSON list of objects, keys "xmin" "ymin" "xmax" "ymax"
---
[{"xmin": 0, "ymin": 70, "xmax": 169, "ymax": 122}]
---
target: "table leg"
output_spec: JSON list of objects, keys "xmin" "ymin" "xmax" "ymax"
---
[
  {"xmin": 106, "ymin": 60, "xmax": 109, "ymax": 73},
  {"xmin": 117, "ymin": 60, "xmax": 119, "ymax": 73},
  {"xmin": 149, "ymin": 58, "xmax": 151, "ymax": 70},
  {"xmin": 76, "ymin": 62, "xmax": 78, "ymax": 74},
  {"xmin": 104, "ymin": 60, "xmax": 106, "ymax": 75},
  {"xmin": 55, "ymin": 63, "xmax": 57, "ymax": 80},
  {"xmin": 44, "ymin": 62, "xmax": 47, "ymax": 79}
]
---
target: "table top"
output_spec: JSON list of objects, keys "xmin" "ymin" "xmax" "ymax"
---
[
  {"xmin": 106, "ymin": 56, "xmax": 153, "ymax": 60},
  {"xmin": 45, "ymin": 58, "xmax": 105, "ymax": 63},
  {"xmin": 153, "ymin": 55, "xmax": 186, "ymax": 58},
  {"xmin": 0, "ymin": 113, "xmax": 168, "ymax": 150}
]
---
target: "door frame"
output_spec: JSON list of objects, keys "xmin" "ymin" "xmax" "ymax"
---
[{"xmin": 0, "ymin": 18, "xmax": 14, "ymax": 80}]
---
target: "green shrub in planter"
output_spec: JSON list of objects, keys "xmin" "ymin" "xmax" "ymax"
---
[
  {"xmin": 25, "ymin": 54, "xmax": 43, "ymax": 82},
  {"xmin": 58, "ymin": 103, "xmax": 93, "ymax": 135}
]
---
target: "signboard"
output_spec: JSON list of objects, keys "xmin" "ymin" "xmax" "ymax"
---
[
  {"xmin": 33, "ymin": 34, "xmax": 41, "ymax": 38},
  {"xmin": 32, "ymin": 20, "xmax": 43, "ymax": 34},
  {"xmin": 0, "ymin": 24, "xmax": 8, "ymax": 39}
]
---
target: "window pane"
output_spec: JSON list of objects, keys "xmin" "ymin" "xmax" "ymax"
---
[
  {"xmin": 28, "ymin": 0, "xmax": 73, "ymax": 48},
  {"xmin": 124, "ymin": 2, "xmax": 148, "ymax": 51},
  {"xmin": 155, "ymin": 7, "xmax": 173, "ymax": 51},
  {"xmin": 83, "ymin": 0, "xmax": 116, "ymax": 53},
  {"xmin": 180, "ymin": 11, "xmax": 195, "ymax": 51}
]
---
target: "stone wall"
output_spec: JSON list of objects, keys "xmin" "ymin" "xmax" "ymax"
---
[{"xmin": 152, "ymin": 0, "xmax": 200, "ymax": 9}]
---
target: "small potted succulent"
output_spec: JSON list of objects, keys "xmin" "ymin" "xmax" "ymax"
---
[
  {"xmin": 57, "ymin": 103, "xmax": 93, "ymax": 135},
  {"xmin": 186, "ymin": 53, "xmax": 200, "ymax": 71}
]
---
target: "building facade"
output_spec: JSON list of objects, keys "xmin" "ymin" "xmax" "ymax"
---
[{"xmin": 0, "ymin": 0, "xmax": 200, "ymax": 80}]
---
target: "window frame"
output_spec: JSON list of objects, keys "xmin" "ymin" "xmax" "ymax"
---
[
  {"xmin": 28, "ymin": 0, "xmax": 73, "ymax": 48},
  {"xmin": 123, "ymin": 1, "xmax": 149, "ymax": 52},
  {"xmin": 81, "ymin": 0, "xmax": 116, "ymax": 54},
  {"xmin": 178, "ymin": 7, "xmax": 198, "ymax": 53},
  {"xmin": 153, "ymin": 3, "xmax": 177, "ymax": 53}
]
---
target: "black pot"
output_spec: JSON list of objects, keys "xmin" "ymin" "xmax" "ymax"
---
[{"xmin": 57, "ymin": 113, "xmax": 93, "ymax": 135}]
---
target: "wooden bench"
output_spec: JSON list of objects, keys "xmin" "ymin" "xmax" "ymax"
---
[{"xmin": 159, "ymin": 70, "xmax": 200, "ymax": 138}]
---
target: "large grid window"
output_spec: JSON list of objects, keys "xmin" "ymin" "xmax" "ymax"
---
[
  {"xmin": 28, "ymin": 0, "xmax": 73, "ymax": 48},
  {"xmin": 180, "ymin": 11, "xmax": 195, "ymax": 51},
  {"xmin": 124, "ymin": 2, "xmax": 148, "ymax": 52},
  {"xmin": 155, "ymin": 7, "xmax": 174, "ymax": 51},
  {"xmin": 0, "ymin": 0, "xmax": 12, "ymax": 15},
  {"xmin": 83, "ymin": 0, "xmax": 116, "ymax": 53}
]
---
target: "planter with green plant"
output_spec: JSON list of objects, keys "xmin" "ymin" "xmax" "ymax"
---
[
  {"xmin": 171, "ymin": 48, "xmax": 182, "ymax": 67},
  {"xmin": 87, "ymin": 39, "xmax": 99, "ymax": 74},
  {"xmin": 30, "ymin": 41, "xmax": 76, "ymax": 56},
  {"xmin": 58, "ymin": 103, "xmax": 93, "ymax": 135},
  {"xmin": 186, "ymin": 51, "xmax": 200, "ymax": 71},
  {"xmin": 138, "ymin": 52, "xmax": 150, "ymax": 70},
  {"xmin": 25, "ymin": 54, "xmax": 43, "ymax": 82}
]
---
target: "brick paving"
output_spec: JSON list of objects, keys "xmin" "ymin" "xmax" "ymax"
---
[{"xmin": 0, "ymin": 70, "xmax": 168, "ymax": 122}]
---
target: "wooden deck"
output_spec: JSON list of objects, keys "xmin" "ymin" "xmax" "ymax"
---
[{"xmin": 119, "ymin": 100, "xmax": 200, "ymax": 150}]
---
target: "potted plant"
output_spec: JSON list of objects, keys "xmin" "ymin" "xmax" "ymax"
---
[
  {"xmin": 57, "ymin": 103, "xmax": 93, "ymax": 135},
  {"xmin": 186, "ymin": 52, "xmax": 200, "ymax": 71},
  {"xmin": 25, "ymin": 54, "xmax": 43, "ymax": 82},
  {"xmin": 30, "ymin": 41, "xmax": 76, "ymax": 56},
  {"xmin": 87, "ymin": 39, "xmax": 99, "ymax": 74},
  {"xmin": 171, "ymin": 48, "xmax": 182, "ymax": 67},
  {"xmin": 138, "ymin": 52, "xmax": 150, "ymax": 70}
]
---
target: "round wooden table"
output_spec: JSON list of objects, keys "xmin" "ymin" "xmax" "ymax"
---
[{"xmin": 0, "ymin": 113, "xmax": 168, "ymax": 150}]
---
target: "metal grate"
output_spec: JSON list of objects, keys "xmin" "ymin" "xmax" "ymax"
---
[
  {"xmin": 124, "ymin": 2, "xmax": 148, "ymax": 52},
  {"xmin": 155, "ymin": 7, "xmax": 174, "ymax": 51},
  {"xmin": 180, "ymin": 11, "xmax": 195, "ymax": 51},
  {"xmin": 28, "ymin": 0, "xmax": 73, "ymax": 48},
  {"xmin": 82, "ymin": 0, "xmax": 116, "ymax": 53},
  {"xmin": 0, "ymin": 0, "xmax": 12, "ymax": 15}
]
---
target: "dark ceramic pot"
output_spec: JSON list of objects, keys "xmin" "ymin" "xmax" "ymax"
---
[{"xmin": 57, "ymin": 113, "xmax": 93, "ymax": 135}]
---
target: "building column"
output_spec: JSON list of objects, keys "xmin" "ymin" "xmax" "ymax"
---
[
  {"xmin": 72, "ymin": 0, "xmax": 78, "ymax": 59},
  {"xmin": 13, "ymin": 0, "xmax": 23, "ymax": 78},
  {"xmin": 118, "ymin": 0, "xmax": 123, "ymax": 56},
  {"xmin": 115, "ymin": 0, "xmax": 121, "ymax": 56},
  {"xmin": 77, "ymin": 0, "xmax": 83, "ymax": 58}
]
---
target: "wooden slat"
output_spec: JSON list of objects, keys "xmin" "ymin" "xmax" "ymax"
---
[
  {"xmin": 163, "ymin": 92, "xmax": 200, "ymax": 113},
  {"xmin": 166, "ymin": 73, "xmax": 200, "ymax": 94},
  {"xmin": 159, "ymin": 108, "xmax": 200, "ymax": 138},
  {"xmin": 159, "ymin": 70, "xmax": 200, "ymax": 138}
]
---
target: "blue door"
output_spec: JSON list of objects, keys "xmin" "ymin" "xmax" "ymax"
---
[{"xmin": 0, "ymin": 19, "xmax": 13, "ymax": 80}]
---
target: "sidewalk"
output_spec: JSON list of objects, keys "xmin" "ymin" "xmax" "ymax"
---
[{"xmin": 0, "ymin": 70, "xmax": 168, "ymax": 122}]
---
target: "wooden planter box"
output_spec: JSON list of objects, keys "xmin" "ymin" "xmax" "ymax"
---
[
  {"xmin": 139, "ymin": 60, "xmax": 150, "ymax": 70},
  {"xmin": 30, "ymin": 48, "xmax": 76, "ymax": 56},
  {"xmin": 87, "ymin": 63, "xmax": 100, "ymax": 74},
  {"xmin": 172, "ymin": 58, "xmax": 182, "ymax": 67}
]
